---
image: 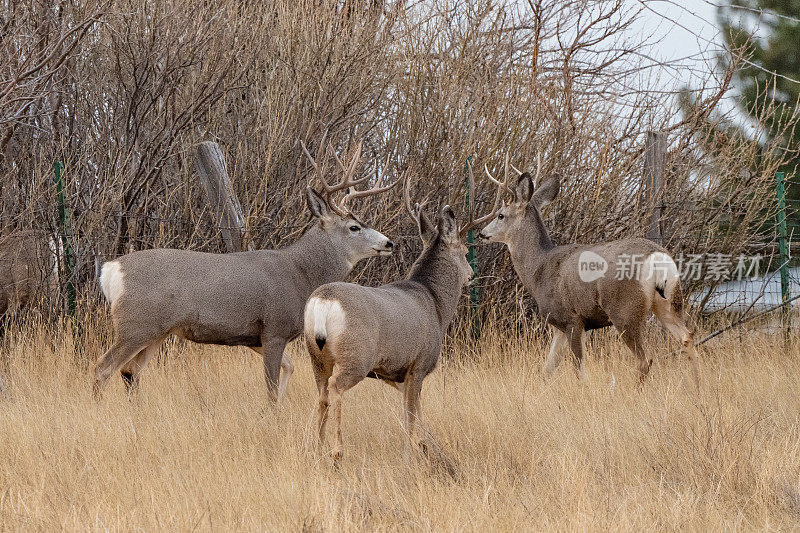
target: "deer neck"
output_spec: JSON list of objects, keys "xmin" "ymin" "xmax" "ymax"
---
[
  {"xmin": 282, "ymin": 224, "xmax": 352, "ymax": 292},
  {"xmin": 407, "ymin": 242, "xmax": 462, "ymax": 332},
  {"xmin": 508, "ymin": 208, "xmax": 555, "ymax": 274}
]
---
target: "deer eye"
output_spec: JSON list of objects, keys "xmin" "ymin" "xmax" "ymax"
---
[
  {"xmin": 498, "ymin": 214, "xmax": 505, "ymax": 220},
  {"xmin": 349, "ymin": 225, "xmax": 360, "ymax": 232}
]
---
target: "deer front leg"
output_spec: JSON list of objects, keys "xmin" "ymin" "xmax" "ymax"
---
[
  {"xmin": 403, "ymin": 374, "xmax": 426, "ymax": 453},
  {"xmin": 566, "ymin": 325, "xmax": 588, "ymax": 381},
  {"xmin": 277, "ymin": 353, "xmax": 294, "ymax": 401}
]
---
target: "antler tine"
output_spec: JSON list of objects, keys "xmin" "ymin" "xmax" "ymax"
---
[
  {"xmin": 330, "ymin": 147, "xmax": 370, "ymax": 190},
  {"xmin": 330, "ymin": 141, "xmax": 371, "ymax": 211},
  {"xmin": 485, "ymin": 155, "xmax": 516, "ymax": 200},
  {"xmin": 341, "ymin": 151, "xmax": 403, "ymax": 204},
  {"xmin": 460, "ymin": 158, "xmax": 505, "ymax": 237},
  {"xmin": 459, "ymin": 180, "xmax": 503, "ymax": 237},
  {"xmin": 403, "ymin": 173, "xmax": 420, "ymax": 226},
  {"xmin": 343, "ymin": 171, "xmax": 404, "ymax": 201},
  {"xmin": 534, "ymin": 151, "xmax": 542, "ymax": 186},
  {"xmin": 300, "ymin": 137, "xmax": 348, "ymax": 217}
]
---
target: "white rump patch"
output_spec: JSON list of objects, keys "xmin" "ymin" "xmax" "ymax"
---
[
  {"xmin": 99, "ymin": 261, "xmax": 125, "ymax": 306},
  {"xmin": 304, "ymin": 297, "xmax": 346, "ymax": 348},
  {"xmin": 639, "ymin": 252, "xmax": 679, "ymax": 299}
]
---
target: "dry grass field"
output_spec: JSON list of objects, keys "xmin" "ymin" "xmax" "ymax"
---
[{"xmin": 0, "ymin": 316, "xmax": 798, "ymax": 530}]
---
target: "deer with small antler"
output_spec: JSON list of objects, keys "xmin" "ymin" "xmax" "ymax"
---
[
  {"xmin": 94, "ymin": 136, "xmax": 400, "ymax": 401},
  {"xmin": 477, "ymin": 156, "xmax": 701, "ymax": 387},
  {"xmin": 304, "ymin": 173, "xmax": 492, "ymax": 464}
]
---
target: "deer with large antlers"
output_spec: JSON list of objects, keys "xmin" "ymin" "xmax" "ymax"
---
[
  {"xmin": 303, "ymin": 176, "xmax": 474, "ymax": 464},
  {"xmin": 477, "ymin": 157, "xmax": 700, "ymax": 387},
  {"xmin": 94, "ymin": 139, "xmax": 399, "ymax": 401}
]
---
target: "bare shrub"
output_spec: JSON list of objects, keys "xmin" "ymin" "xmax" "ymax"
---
[{"xmin": 0, "ymin": 0, "xmax": 795, "ymax": 325}]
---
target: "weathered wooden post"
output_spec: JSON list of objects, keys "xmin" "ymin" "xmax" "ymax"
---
[
  {"xmin": 643, "ymin": 131, "xmax": 666, "ymax": 243},
  {"xmin": 194, "ymin": 141, "xmax": 248, "ymax": 252}
]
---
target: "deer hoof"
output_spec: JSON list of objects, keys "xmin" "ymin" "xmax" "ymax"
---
[{"xmin": 331, "ymin": 448, "xmax": 343, "ymax": 466}]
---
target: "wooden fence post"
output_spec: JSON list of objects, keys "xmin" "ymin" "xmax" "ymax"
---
[
  {"xmin": 643, "ymin": 131, "xmax": 666, "ymax": 243},
  {"xmin": 194, "ymin": 141, "xmax": 248, "ymax": 252}
]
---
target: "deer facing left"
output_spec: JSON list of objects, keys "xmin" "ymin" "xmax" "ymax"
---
[{"xmin": 94, "ymin": 139, "xmax": 399, "ymax": 401}]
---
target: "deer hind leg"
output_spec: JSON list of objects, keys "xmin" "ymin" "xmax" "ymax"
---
[
  {"xmin": 93, "ymin": 338, "xmax": 149, "ymax": 399},
  {"xmin": 311, "ymin": 357, "xmax": 334, "ymax": 452},
  {"xmin": 543, "ymin": 327, "xmax": 568, "ymax": 379},
  {"xmin": 119, "ymin": 336, "xmax": 166, "ymax": 396},
  {"xmin": 327, "ymin": 367, "xmax": 364, "ymax": 465},
  {"xmin": 652, "ymin": 297, "xmax": 701, "ymax": 390},
  {"xmin": 566, "ymin": 326, "xmax": 588, "ymax": 381}
]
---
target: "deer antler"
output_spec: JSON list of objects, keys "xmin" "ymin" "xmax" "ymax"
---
[
  {"xmin": 403, "ymin": 172, "xmax": 421, "ymax": 226},
  {"xmin": 341, "ymin": 153, "xmax": 404, "ymax": 210},
  {"xmin": 531, "ymin": 151, "xmax": 542, "ymax": 186},
  {"xmin": 301, "ymin": 137, "xmax": 401, "ymax": 216},
  {"xmin": 459, "ymin": 155, "xmax": 512, "ymax": 237}
]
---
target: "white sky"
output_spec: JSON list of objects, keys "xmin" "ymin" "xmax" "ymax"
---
[{"xmin": 626, "ymin": 0, "xmax": 742, "ymax": 116}]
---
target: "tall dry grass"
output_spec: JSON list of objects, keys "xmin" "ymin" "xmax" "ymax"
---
[{"xmin": 0, "ymin": 316, "xmax": 798, "ymax": 530}]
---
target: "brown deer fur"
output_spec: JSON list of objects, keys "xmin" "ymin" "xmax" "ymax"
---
[
  {"xmin": 304, "ymin": 205, "xmax": 473, "ymax": 463},
  {"xmin": 95, "ymin": 189, "xmax": 394, "ymax": 400},
  {"xmin": 479, "ymin": 172, "xmax": 700, "ymax": 387}
]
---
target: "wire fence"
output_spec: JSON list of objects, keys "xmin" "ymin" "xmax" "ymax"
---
[{"xmin": 2, "ymin": 0, "xmax": 800, "ymax": 337}]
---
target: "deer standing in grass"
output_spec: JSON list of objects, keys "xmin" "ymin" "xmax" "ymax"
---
[
  {"xmin": 95, "ymin": 140, "xmax": 399, "ymax": 400},
  {"xmin": 304, "ymin": 177, "xmax": 489, "ymax": 464},
  {"xmin": 0, "ymin": 230, "xmax": 58, "ymax": 393},
  {"xmin": 478, "ymin": 159, "xmax": 700, "ymax": 387},
  {"xmin": 1, "ymin": 230, "xmax": 57, "ymax": 328}
]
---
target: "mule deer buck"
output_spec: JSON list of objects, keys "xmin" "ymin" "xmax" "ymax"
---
[
  {"xmin": 95, "ymin": 139, "xmax": 399, "ymax": 400},
  {"xmin": 304, "ymin": 176, "xmax": 485, "ymax": 464},
  {"xmin": 477, "ymin": 157, "xmax": 700, "ymax": 387}
]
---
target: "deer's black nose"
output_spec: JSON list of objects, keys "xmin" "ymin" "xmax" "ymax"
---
[{"xmin": 385, "ymin": 241, "xmax": 394, "ymax": 249}]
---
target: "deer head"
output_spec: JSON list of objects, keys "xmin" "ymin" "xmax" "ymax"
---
[
  {"xmin": 403, "ymin": 175, "xmax": 474, "ymax": 287},
  {"xmin": 477, "ymin": 154, "xmax": 561, "ymax": 248},
  {"xmin": 301, "ymin": 136, "xmax": 401, "ymax": 265}
]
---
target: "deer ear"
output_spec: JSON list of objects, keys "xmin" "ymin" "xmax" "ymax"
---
[
  {"xmin": 515, "ymin": 173, "xmax": 533, "ymax": 203},
  {"xmin": 306, "ymin": 188, "xmax": 332, "ymax": 220},
  {"xmin": 437, "ymin": 205, "xmax": 458, "ymax": 243},
  {"xmin": 532, "ymin": 173, "xmax": 561, "ymax": 208},
  {"xmin": 417, "ymin": 204, "xmax": 438, "ymax": 245}
]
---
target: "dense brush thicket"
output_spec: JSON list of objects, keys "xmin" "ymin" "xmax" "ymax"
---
[{"xmin": 1, "ymin": 0, "xmax": 795, "ymax": 324}]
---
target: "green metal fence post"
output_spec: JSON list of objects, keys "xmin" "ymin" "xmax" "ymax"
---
[
  {"xmin": 465, "ymin": 156, "xmax": 480, "ymax": 338},
  {"xmin": 54, "ymin": 161, "xmax": 76, "ymax": 316},
  {"xmin": 776, "ymin": 171, "xmax": 790, "ymax": 341}
]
